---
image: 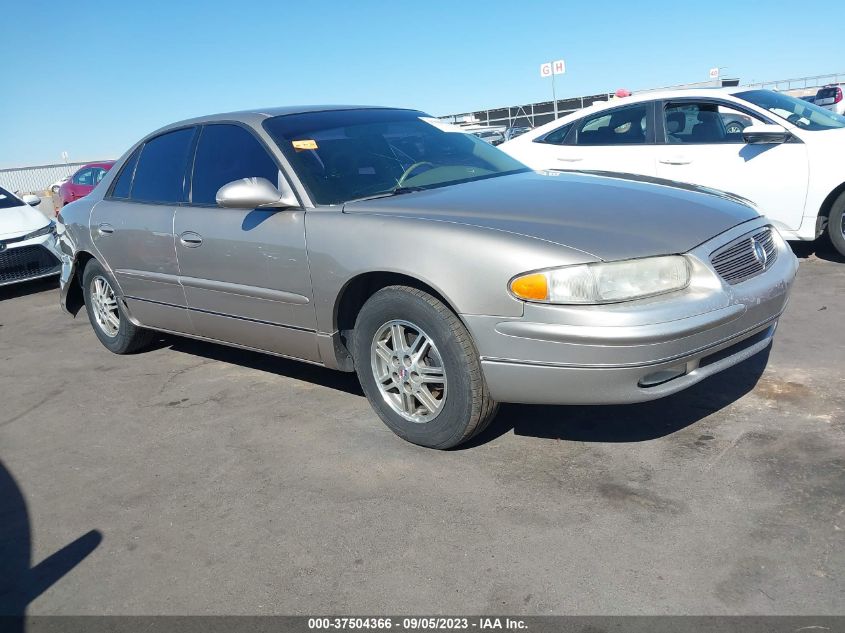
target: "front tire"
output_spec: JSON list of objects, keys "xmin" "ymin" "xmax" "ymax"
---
[
  {"xmin": 352, "ymin": 286, "xmax": 497, "ymax": 449},
  {"xmin": 827, "ymin": 191, "xmax": 845, "ymax": 257},
  {"xmin": 82, "ymin": 260, "xmax": 154, "ymax": 354}
]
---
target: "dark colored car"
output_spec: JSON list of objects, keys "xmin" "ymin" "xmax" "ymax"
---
[{"xmin": 57, "ymin": 161, "xmax": 114, "ymax": 210}]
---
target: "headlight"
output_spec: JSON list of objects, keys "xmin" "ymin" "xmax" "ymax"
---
[
  {"xmin": 509, "ymin": 256, "xmax": 691, "ymax": 304},
  {"xmin": 23, "ymin": 221, "xmax": 56, "ymax": 241}
]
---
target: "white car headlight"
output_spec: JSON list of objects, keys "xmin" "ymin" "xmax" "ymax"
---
[
  {"xmin": 509, "ymin": 255, "xmax": 691, "ymax": 304},
  {"xmin": 23, "ymin": 221, "xmax": 56, "ymax": 241}
]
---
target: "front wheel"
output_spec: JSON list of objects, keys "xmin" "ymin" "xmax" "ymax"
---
[
  {"xmin": 82, "ymin": 259, "xmax": 154, "ymax": 354},
  {"xmin": 352, "ymin": 286, "xmax": 497, "ymax": 449},
  {"xmin": 827, "ymin": 191, "xmax": 845, "ymax": 258}
]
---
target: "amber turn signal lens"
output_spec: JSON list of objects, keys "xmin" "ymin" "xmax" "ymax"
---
[{"xmin": 510, "ymin": 273, "xmax": 548, "ymax": 301}]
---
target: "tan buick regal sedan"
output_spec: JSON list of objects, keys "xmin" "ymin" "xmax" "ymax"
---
[{"xmin": 56, "ymin": 106, "xmax": 798, "ymax": 448}]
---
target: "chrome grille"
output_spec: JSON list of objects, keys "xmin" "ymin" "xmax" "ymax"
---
[
  {"xmin": 0, "ymin": 245, "xmax": 61, "ymax": 284},
  {"xmin": 710, "ymin": 227, "xmax": 777, "ymax": 285}
]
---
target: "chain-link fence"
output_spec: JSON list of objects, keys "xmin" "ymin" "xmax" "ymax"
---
[{"xmin": 0, "ymin": 161, "xmax": 109, "ymax": 195}]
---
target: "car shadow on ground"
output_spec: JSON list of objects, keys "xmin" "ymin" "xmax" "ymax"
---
[
  {"xmin": 164, "ymin": 330, "xmax": 771, "ymax": 448},
  {"xmin": 165, "ymin": 336, "xmax": 365, "ymax": 397},
  {"xmin": 789, "ymin": 238, "xmax": 845, "ymax": 263},
  {"xmin": 0, "ymin": 461, "xmax": 102, "ymax": 628},
  {"xmin": 0, "ymin": 277, "xmax": 58, "ymax": 302}
]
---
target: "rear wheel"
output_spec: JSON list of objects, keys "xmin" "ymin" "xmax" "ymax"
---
[
  {"xmin": 352, "ymin": 286, "xmax": 497, "ymax": 449},
  {"xmin": 827, "ymin": 191, "xmax": 845, "ymax": 257},
  {"xmin": 82, "ymin": 260, "xmax": 154, "ymax": 354}
]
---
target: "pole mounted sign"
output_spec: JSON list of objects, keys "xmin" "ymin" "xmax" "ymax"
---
[
  {"xmin": 540, "ymin": 59, "xmax": 565, "ymax": 78},
  {"xmin": 709, "ymin": 67, "xmax": 720, "ymax": 80},
  {"xmin": 540, "ymin": 59, "xmax": 566, "ymax": 119}
]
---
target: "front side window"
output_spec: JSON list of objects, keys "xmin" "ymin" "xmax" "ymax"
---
[
  {"xmin": 93, "ymin": 168, "xmax": 108, "ymax": 184},
  {"xmin": 263, "ymin": 109, "xmax": 528, "ymax": 205},
  {"xmin": 569, "ymin": 104, "xmax": 649, "ymax": 146},
  {"xmin": 664, "ymin": 101, "xmax": 765, "ymax": 144},
  {"xmin": 736, "ymin": 89, "xmax": 845, "ymax": 131},
  {"xmin": 190, "ymin": 124, "xmax": 280, "ymax": 206},
  {"xmin": 130, "ymin": 128, "xmax": 196, "ymax": 204},
  {"xmin": 72, "ymin": 168, "xmax": 94, "ymax": 185}
]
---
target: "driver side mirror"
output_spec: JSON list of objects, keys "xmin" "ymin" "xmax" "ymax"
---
[
  {"xmin": 216, "ymin": 177, "xmax": 299, "ymax": 209},
  {"xmin": 742, "ymin": 124, "xmax": 790, "ymax": 145},
  {"xmin": 22, "ymin": 194, "xmax": 41, "ymax": 207}
]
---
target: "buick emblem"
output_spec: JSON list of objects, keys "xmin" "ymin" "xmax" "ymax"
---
[
  {"xmin": 0, "ymin": 242, "xmax": 6, "ymax": 253},
  {"xmin": 751, "ymin": 238, "xmax": 767, "ymax": 266}
]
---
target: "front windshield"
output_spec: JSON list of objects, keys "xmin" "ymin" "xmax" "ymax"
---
[
  {"xmin": 736, "ymin": 89, "xmax": 845, "ymax": 131},
  {"xmin": 0, "ymin": 186, "xmax": 23, "ymax": 210},
  {"xmin": 263, "ymin": 109, "xmax": 529, "ymax": 205}
]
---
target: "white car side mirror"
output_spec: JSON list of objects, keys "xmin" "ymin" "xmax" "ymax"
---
[
  {"xmin": 742, "ymin": 124, "xmax": 790, "ymax": 145},
  {"xmin": 22, "ymin": 194, "xmax": 41, "ymax": 207}
]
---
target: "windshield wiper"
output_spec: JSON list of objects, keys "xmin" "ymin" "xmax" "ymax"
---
[{"xmin": 346, "ymin": 185, "xmax": 427, "ymax": 203}]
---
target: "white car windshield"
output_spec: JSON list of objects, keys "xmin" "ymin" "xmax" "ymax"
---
[
  {"xmin": 736, "ymin": 89, "xmax": 845, "ymax": 131},
  {"xmin": 0, "ymin": 186, "xmax": 23, "ymax": 210}
]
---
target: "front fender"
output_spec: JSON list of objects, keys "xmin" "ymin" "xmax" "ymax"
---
[{"xmin": 305, "ymin": 211, "xmax": 598, "ymax": 333}]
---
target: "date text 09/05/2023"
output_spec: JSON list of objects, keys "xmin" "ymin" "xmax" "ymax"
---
[{"xmin": 308, "ymin": 618, "xmax": 528, "ymax": 630}]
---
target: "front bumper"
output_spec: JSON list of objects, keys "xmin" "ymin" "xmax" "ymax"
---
[
  {"xmin": 465, "ymin": 220, "xmax": 799, "ymax": 405},
  {"xmin": 0, "ymin": 233, "xmax": 62, "ymax": 287}
]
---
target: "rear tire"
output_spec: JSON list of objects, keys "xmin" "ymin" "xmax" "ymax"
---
[
  {"xmin": 827, "ymin": 192, "xmax": 845, "ymax": 257},
  {"xmin": 352, "ymin": 286, "xmax": 497, "ymax": 449},
  {"xmin": 82, "ymin": 259, "xmax": 154, "ymax": 354}
]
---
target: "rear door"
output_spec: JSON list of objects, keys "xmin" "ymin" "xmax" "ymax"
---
[
  {"xmin": 654, "ymin": 98, "xmax": 809, "ymax": 232},
  {"xmin": 524, "ymin": 101, "xmax": 659, "ymax": 176},
  {"xmin": 90, "ymin": 127, "xmax": 197, "ymax": 333},
  {"xmin": 173, "ymin": 123, "xmax": 318, "ymax": 361}
]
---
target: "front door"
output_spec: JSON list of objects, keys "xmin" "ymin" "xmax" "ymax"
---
[
  {"xmin": 90, "ymin": 127, "xmax": 197, "ymax": 334},
  {"xmin": 173, "ymin": 123, "xmax": 318, "ymax": 361},
  {"xmin": 655, "ymin": 99, "xmax": 809, "ymax": 233}
]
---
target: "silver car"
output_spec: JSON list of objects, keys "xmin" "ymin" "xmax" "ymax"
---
[{"xmin": 56, "ymin": 106, "xmax": 798, "ymax": 449}]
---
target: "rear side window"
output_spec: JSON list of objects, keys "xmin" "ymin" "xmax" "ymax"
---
[
  {"xmin": 110, "ymin": 148, "xmax": 141, "ymax": 199},
  {"xmin": 131, "ymin": 128, "xmax": 196, "ymax": 204},
  {"xmin": 190, "ymin": 124, "xmax": 280, "ymax": 206},
  {"xmin": 571, "ymin": 104, "xmax": 649, "ymax": 145}
]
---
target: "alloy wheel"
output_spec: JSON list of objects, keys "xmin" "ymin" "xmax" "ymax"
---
[
  {"xmin": 370, "ymin": 319, "xmax": 447, "ymax": 423},
  {"xmin": 90, "ymin": 275, "xmax": 120, "ymax": 337}
]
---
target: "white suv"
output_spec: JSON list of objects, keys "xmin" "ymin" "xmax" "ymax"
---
[
  {"xmin": 815, "ymin": 84, "xmax": 845, "ymax": 116},
  {"xmin": 501, "ymin": 88, "xmax": 845, "ymax": 257}
]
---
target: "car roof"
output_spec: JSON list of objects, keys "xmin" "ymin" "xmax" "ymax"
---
[
  {"xmin": 151, "ymin": 105, "xmax": 421, "ymax": 135},
  {"xmin": 81, "ymin": 161, "xmax": 115, "ymax": 169}
]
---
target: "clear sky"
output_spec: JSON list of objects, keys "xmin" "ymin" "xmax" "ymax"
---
[{"xmin": 1, "ymin": 0, "xmax": 842, "ymax": 168}]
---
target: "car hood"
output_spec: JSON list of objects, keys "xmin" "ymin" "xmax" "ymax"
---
[
  {"xmin": 0, "ymin": 203, "xmax": 51, "ymax": 239},
  {"xmin": 342, "ymin": 171, "xmax": 759, "ymax": 261}
]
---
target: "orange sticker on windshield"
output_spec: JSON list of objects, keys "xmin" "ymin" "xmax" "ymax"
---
[{"xmin": 292, "ymin": 139, "xmax": 318, "ymax": 151}]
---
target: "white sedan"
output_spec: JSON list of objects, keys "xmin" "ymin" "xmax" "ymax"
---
[
  {"xmin": 501, "ymin": 88, "xmax": 845, "ymax": 256},
  {"xmin": 0, "ymin": 187, "xmax": 62, "ymax": 286}
]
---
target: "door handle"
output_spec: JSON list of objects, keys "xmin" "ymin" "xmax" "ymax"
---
[
  {"xmin": 659, "ymin": 157, "xmax": 692, "ymax": 165},
  {"xmin": 97, "ymin": 223, "xmax": 114, "ymax": 235},
  {"xmin": 557, "ymin": 157, "xmax": 583, "ymax": 162},
  {"xmin": 179, "ymin": 231, "xmax": 203, "ymax": 248}
]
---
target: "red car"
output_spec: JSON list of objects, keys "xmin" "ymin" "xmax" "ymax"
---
[{"xmin": 57, "ymin": 161, "xmax": 115, "ymax": 210}]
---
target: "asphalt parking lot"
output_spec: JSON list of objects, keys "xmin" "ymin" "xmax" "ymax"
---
[{"xmin": 0, "ymin": 242, "xmax": 842, "ymax": 616}]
